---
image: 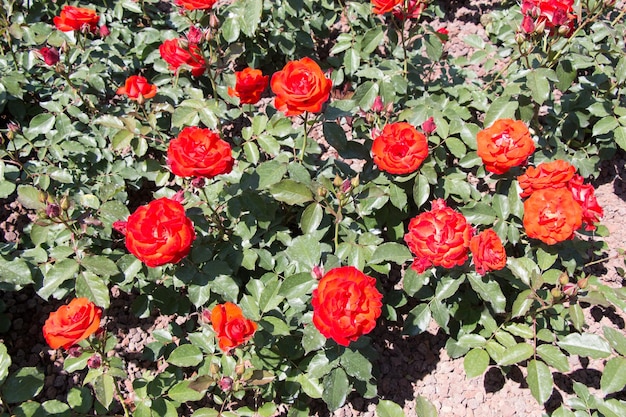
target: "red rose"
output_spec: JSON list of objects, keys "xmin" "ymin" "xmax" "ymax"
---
[
  {"xmin": 116, "ymin": 75, "xmax": 157, "ymax": 101},
  {"xmin": 53, "ymin": 5, "xmax": 99, "ymax": 33},
  {"xmin": 120, "ymin": 198, "xmax": 196, "ymax": 267},
  {"xmin": 167, "ymin": 126, "xmax": 234, "ymax": 178},
  {"xmin": 404, "ymin": 199, "xmax": 472, "ymax": 273},
  {"xmin": 371, "ymin": 0, "xmax": 402, "ymax": 14},
  {"xmin": 421, "ymin": 116, "xmax": 437, "ymax": 135},
  {"xmin": 311, "ymin": 266, "xmax": 383, "ymax": 346},
  {"xmin": 371, "ymin": 122, "xmax": 429, "ymax": 175},
  {"xmin": 521, "ymin": 0, "xmax": 575, "ymax": 36},
  {"xmin": 159, "ymin": 39, "xmax": 206, "ymax": 77},
  {"xmin": 228, "ymin": 67, "xmax": 269, "ymax": 105},
  {"xmin": 517, "ymin": 159, "xmax": 576, "ymax": 198},
  {"xmin": 270, "ymin": 57, "xmax": 332, "ymax": 116},
  {"xmin": 469, "ymin": 229, "xmax": 507, "ymax": 275},
  {"xmin": 392, "ymin": 0, "xmax": 426, "ymax": 19},
  {"xmin": 476, "ymin": 118, "xmax": 535, "ymax": 175},
  {"xmin": 39, "ymin": 47, "xmax": 60, "ymax": 66},
  {"xmin": 523, "ymin": 188, "xmax": 582, "ymax": 244},
  {"xmin": 210, "ymin": 302, "xmax": 257, "ymax": 353},
  {"xmin": 567, "ymin": 174, "xmax": 603, "ymax": 231},
  {"xmin": 175, "ymin": 0, "xmax": 217, "ymax": 10},
  {"xmin": 43, "ymin": 298, "xmax": 102, "ymax": 350}
]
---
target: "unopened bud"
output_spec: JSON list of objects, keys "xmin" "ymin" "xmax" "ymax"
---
[
  {"xmin": 136, "ymin": 93, "xmax": 145, "ymax": 106},
  {"xmin": 235, "ymin": 363, "xmax": 245, "ymax": 376},
  {"xmin": 39, "ymin": 191, "xmax": 48, "ymax": 203},
  {"xmin": 191, "ymin": 177, "xmax": 206, "ymax": 188},
  {"xmin": 39, "ymin": 46, "xmax": 60, "ymax": 66},
  {"xmin": 200, "ymin": 309, "xmax": 211, "ymax": 324},
  {"xmin": 515, "ymin": 32, "xmax": 526, "ymax": 45},
  {"xmin": 562, "ymin": 283, "xmax": 577, "ymax": 297},
  {"xmin": 218, "ymin": 376, "xmax": 233, "ymax": 392},
  {"xmin": 557, "ymin": 25, "xmax": 571, "ymax": 36},
  {"xmin": 60, "ymin": 196, "xmax": 70, "ymax": 211},
  {"xmin": 67, "ymin": 345, "xmax": 82, "ymax": 358},
  {"xmin": 350, "ymin": 175, "xmax": 360, "ymax": 189},
  {"xmin": 87, "ymin": 354, "xmax": 102, "ymax": 369},
  {"xmin": 99, "ymin": 25, "xmax": 110, "ymax": 38},
  {"xmin": 46, "ymin": 203, "xmax": 61, "ymax": 218},
  {"xmin": 209, "ymin": 13, "xmax": 220, "ymax": 29},
  {"xmin": 534, "ymin": 20, "xmax": 546, "ymax": 34},
  {"xmin": 311, "ymin": 265, "xmax": 324, "ymax": 280},
  {"xmin": 340, "ymin": 179, "xmax": 351, "ymax": 194},
  {"xmin": 558, "ymin": 272, "xmax": 569, "ymax": 286},
  {"xmin": 333, "ymin": 175, "xmax": 343, "ymax": 187},
  {"xmin": 187, "ymin": 25, "xmax": 203, "ymax": 44},
  {"xmin": 577, "ymin": 277, "xmax": 589, "ymax": 289},
  {"xmin": 371, "ymin": 96, "xmax": 384, "ymax": 113},
  {"xmin": 551, "ymin": 287, "xmax": 562, "ymax": 299},
  {"xmin": 421, "ymin": 117, "xmax": 436, "ymax": 135},
  {"xmin": 317, "ymin": 187, "xmax": 327, "ymax": 198}
]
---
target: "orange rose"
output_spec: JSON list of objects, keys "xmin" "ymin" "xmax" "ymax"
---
[
  {"xmin": 210, "ymin": 302, "xmax": 257, "ymax": 353},
  {"xmin": 43, "ymin": 298, "xmax": 102, "ymax": 350},
  {"xmin": 159, "ymin": 39, "xmax": 206, "ymax": 77},
  {"xmin": 523, "ymin": 188, "xmax": 582, "ymax": 244},
  {"xmin": 517, "ymin": 159, "xmax": 576, "ymax": 198},
  {"xmin": 53, "ymin": 5, "xmax": 99, "ymax": 33},
  {"xmin": 116, "ymin": 75, "xmax": 157, "ymax": 101},
  {"xmin": 167, "ymin": 126, "xmax": 234, "ymax": 178},
  {"xmin": 567, "ymin": 174, "xmax": 603, "ymax": 231},
  {"xmin": 311, "ymin": 266, "xmax": 383, "ymax": 347},
  {"xmin": 469, "ymin": 229, "xmax": 507, "ymax": 275},
  {"xmin": 371, "ymin": 0, "xmax": 402, "ymax": 14},
  {"xmin": 118, "ymin": 198, "xmax": 196, "ymax": 267},
  {"xmin": 404, "ymin": 199, "xmax": 472, "ymax": 273},
  {"xmin": 371, "ymin": 122, "xmax": 429, "ymax": 175},
  {"xmin": 270, "ymin": 57, "xmax": 332, "ymax": 116},
  {"xmin": 476, "ymin": 119, "xmax": 535, "ymax": 175},
  {"xmin": 228, "ymin": 68, "xmax": 269, "ymax": 105},
  {"xmin": 175, "ymin": 0, "xmax": 217, "ymax": 10}
]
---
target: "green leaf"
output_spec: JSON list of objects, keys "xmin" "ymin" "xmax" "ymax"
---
[
  {"xmin": 601, "ymin": 357, "xmax": 626, "ymax": 395},
  {"xmin": 598, "ymin": 399, "xmax": 626, "ymax": 417},
  {"xmin": 168, "ymin": 381, "xmax": 206, "ymax": 402},
  {"xmin": 527, "ymin": 359, "xmax": 553, "ymax": 404},
  {"xmin": 376, "ymin": 399, "xmax": 405, "ymax": 417},
  {"xmin": 16, "ymin": 184, "xmax": 45, "ymax": 210},
  {"xmin": 238, "ymin": 0, "xmax": 262, "ymax": 37},
  {"xmin": 536, "ymin": 344, "xmax": 569, "ymax": 372},
  {"xmin": 167, "ymin": 344, "xmax": 203, "ymax": 367},
  {"xmin": 0, "ymin": 257, "xmax": 33, "ymax": 287},
  {"xmin": 352, "ymin": 81, "xmax": 378, "ymax": 111},
  {"xmin": 42, "ymin": 399, "xmax": 70, "ymax": 415},
  {"xmin": 568, "ymin": 303, "xmax": 585, "ymax": 332},
  {"xmin": 322, "ymin": 367, "xmax": 350, "ymax": 411},
  {"xmin": 2, "ymin": 367, "xmax": 44, "ymax": 403},
  {"xmin": 361, "ymin": 27, "xmax": 384, "ymax": 55},
  {"xmin": 389, "ymin": 183, "xmax": 407, "ymax": 211},
  {"xmin": 463, "ymin": 348, "xmax": 489, "ymax": 379},
  {"xmin": 483, "ymin": 97, "xmax": 518, "ymax": 129},
  {"xmin": 67, "ymin": 387, "xmax": 93, "ymax": 414},
  {"xmin": 39, "ymin": 258, "xmax": 79, "ymax": 300},
  {"xmin": 603, "ymin": 326, "xmax": 626, "ymax": 356},
  {"xmin": 592, "ymin": 116, "xmax": 619, "ymax": 136},
  {"xmin": 558, "ymin": 333, "xmax": 612, "ymax": 359},
  {"xmin": 75, "ymin": 271, "xmax": 110, "ymax": 309},
  {"xmin": 80, "ymin": 255, "xmax": 119, "ymax": 277},
  {"xmin": 297, "ymin": 374, "xmax": 323, "ymax": 399},
  {"xmin": 404, "ymin": 304, "xmax": 431, "ymax": 336},
  {"xmin": 615, "ymin": 126, "xmax": 626, "ymax": 151},
  {"xmin": 26, "ymin": 113, "xmax": 55, "ymax": 138},
  {"xmin": 341, "ymin": 349, "xmax": 372, "ymax": 381},
  {"xmin": 300, "ymin": 203, "xmax": 323, "ymax": 234},
  {"xmin": 269, "ymin": 180, "xmax": 313, "ymax": 206},
  {"xmin": 412, "ymin": 174, "xmax": 430, "ymax": 208},
  {"xmin": 511, "ymin": 289, "xmax": 534, "ymax": 318},
  {"xmin": 467, "ymin": 274, "xmax": 506, "ymax": 313},
  {"xmin": 507, "ymin": 257, "xmax": 539, "ymax": 287},
  {"xmin": 415, "ymin": 395, "xmax": 438, "ymax": 417},
  {"xmin": 93, "ymin": 373, "xmax": 115, "ymax": 410},
  {"xmin": 496, "ymin": 342, "xmax": 534, "ymax": 366},
  {"xmin": 302, "ymin": 322, "xmax": 327, "ymax": 354},
  {"xmin": 370, "ymin": 243, "xmax": 413, "ymax": 265},
  {"xmin": 0, "ymin": 343, "xmax": 11, "ymax": 383},
  {"xmin": 526, "ymin": 70, "xmax": 551, "ymax": 105}
]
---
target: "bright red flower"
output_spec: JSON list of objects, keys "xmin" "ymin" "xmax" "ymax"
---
[
  {"xmin": 43, "ymin": 298, "xmax": 102, "ymax": 350},
  {"xmin": 116, "ymin": 75, "xmax": 157, "ymax": 101},
  {"xmin": 371, "ymin": 0, "xmax": 402, "ymax": 14},
  {"xmin": 517, "ymin": 159, "xmax": 576, "ymax": 198},
  {"xmin": 476, "ymin": 118, "xmax": 535, "ymax": 175},
  {"xmin": 228, "ymin": 68, "xmax": 269, "ymax": 105},
  {"xmin": 121, "ymin": 198, "xmax": 196, "ymax": 267},
  {"xmin": 567, "ymin": 174, "xmax": 603, "ymax": 231},
  {"xmin": 53, "ymin": 5, "xmax": 99, "ymax": 33},
  {"xmin": 167, "ymin": 126, "xmax": 234, "ymax": 178},
  {"xmin": 521, "ymin": 0, "xmax": 576, "ymax": 36},
  {"xmin": 176, "ymin": 0, "xmax": 217, "ymax": 10},
  {"xmin": 311, "ymin": 266, "xmax": 383, "ymax": 347},
  {"xmin": 371, "ymin": 122, "xmax": 429, "ymax": 175},
  {"xmin": 39, "ymin": 47, "xmax": 60, "ymax": 66},
  {"xmin": 270, "ymin": 57, "xmax": 332, "ymax": 116},
  {"xmin": 404, "ymin": 199, "xmax": 472, "ymax": 272},
  {"xmin": 159, "ymin": 39, "xmax": 206, "ymax": 77},
  {"xmin": 523, "ymin": 188, "xmax": 582, "ymax": 244},
  {"xmin": 469, "ymin": 229, "xmax": 507, "ymax": 275},
  {"xmin": 393, "ymin": 0, "xmax": 427, "ymax": 19},
  {"xmin": 210, "ymin": 302, "xmax": 257, "ymax": 353}
]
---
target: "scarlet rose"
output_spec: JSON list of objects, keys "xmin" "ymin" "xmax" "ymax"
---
[
  {"xmin": 159, "ymin": 39, "xmax": 206, "ymax": 77},
  {"xmin": 270, "ymin": 57, "xmax": 332, "ymax": 116},
  {"xmin": 469, "ymin": 229, "xmax": 507, "ymax": 275},
  {"xmin": 210, "ymin": 302, "xmax": 257, "ymax": 353},
  {"xmin": 371, "ymin": 122, "xmax": 429, "ymax": 175},
  {"xmin": 167, "ymin": 126, "xmax": 234, "ymax": 178},
  {"xmin": 175, "ymin": 0, "xmax": 217, "ymax": 10},
  {"xmin": 371, "ymin": 0, "xmax": 402, "ymax": 14},
  {"xmin": 476, "ymin": 118, "xmax": 535, "ymax": 175},
  {"xmin": 43, "ymin": 298, "xmax": 102, "ymax": 350},
  {"xmin": 39, "ymin": 47, "xmax": 60, "ymax": 66},
  {"xmin": 567, "ymin": 174, "xmax": 603, "ymax": 231},
  {"xmin": 228, "ymin": 68, "xmax": 269, "ymax": 105},
  {"xmin": 523, "ymin": 188, "xmax": 582, "ymax": 244},
  {"xmin": 53, "ymin": 5, "xmax": 99, "ymax": 33},
  {"xmin": 116, "ymin": 75, "xmax": 157, "ymax": 101},
  {"xmin": 120, "ymin": 197, "xmax": 196, "ymax": 267},
  {"xmin": 521, "ymin": 0, "xmax": 575, "ymax": 36},
  {"xmin": 311, "ymin": 266, "xmax": 383, "ymax": 346},
  {"xmin": 517, "ymin": 159, "xmax": 576, "ymax": 198},
  {"xmin": 404, "ymin": 199, "xmax": 472, "ymax": 273}
]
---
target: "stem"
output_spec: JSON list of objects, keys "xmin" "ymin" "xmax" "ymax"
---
[
  {"xmin": 299, "ymin": 111, "xmax": 310, "ymax": 162},
  {"xmin": 113, "ymin": 379, "xmax": 130, "ymax": 417}
]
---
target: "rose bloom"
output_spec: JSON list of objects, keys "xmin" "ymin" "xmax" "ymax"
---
[
  {"xmin": 393, "ymin": 0, "xmax": 426, "ymax": 19},
  {"xmin": 39, "ymin": 47, "xmax": 60, "ymax": 66},
  {"xmin": 228, "ymin": 68, "xmax": 269, "ymax": 105},
  {"xmin": 167, "ymin": 126, "xmax": 234, "ymax": 178},
  {"xmin": 523, "ymin": 188, "xmax": 582, "ymax": 244},
  {"xmin": 43, "ymin": 298, "xmax": 102, "ymax": 350},
  {"xmin": 210, "ymin": 302, "xmax": 257, "ymax": 353},
  {"xmin": 159, "ymin": 39, "xmax": 206, "ymax": 77},
  {"xmin": 53, "ymin": 5, "xmax": 99, "ymax": 33},
  {"xmin": 175, "ymin": 0, "xmax": 217, "ymax": 10},
  {"xmin": 371, "ymin": 0, "xmax": 402, "ymax": 14},
  {"xmin": 517, "ymin": 159, "xmax": 576, "ymax": 198},
  {"xmin": 116, "ymin": 75, "xmax": 157, "ymax": 101},
  {"xmin": 404, "ymin": 199, "xmax": 472, "ymax": 273},
  {"xmin": 371, "ymin": 122, "xmax": 429, "ymax": 175},
  {"xmin": 117, "ymin": 197, "xmax": 196, "ymax": 267},
  {"xmin": 476, "ymin": 118, "xmax": 535, "ymax": 175},
  {"xmin": 469, "ymin": 229, "xmax": 507, "ymax": 275},
  {"xmin": 521, "ymin": 0, "xmax": 575, "ymax": 36},
  {"xmin": 567, "ymin": 174, "xmax": 603, "ymax": 231},
  {"xmin": 270, "ymin": 57, "xmax": 332, "ymax": 116},
  {"xmin": 311, "ymin": 266, "xmax": 383, "ymax": 347}
]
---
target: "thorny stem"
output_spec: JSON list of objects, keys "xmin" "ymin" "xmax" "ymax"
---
[{"xmin": 299, "ymin": 111, "xmax": 310, "ymax": 162}]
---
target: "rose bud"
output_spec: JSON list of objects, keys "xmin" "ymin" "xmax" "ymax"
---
[
  {"xmin": 87, "ymin": 354, "xmax": 102, "ymax": 369},
  {"xmin": 421, "ymin": 117, "xmax": 437, "ymax": 135},
  {"xmin": 39, "ymin": 47, "xmax": 60, "ymax": 66},
  {"xmin": 218, "ymin": 376, "xmax": 233, "ymax": 392}
]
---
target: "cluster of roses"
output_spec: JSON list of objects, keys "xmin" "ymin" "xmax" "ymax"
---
[{"xmin": 520, "ymin": 0, "xmax": 576, "ymax": 37}]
